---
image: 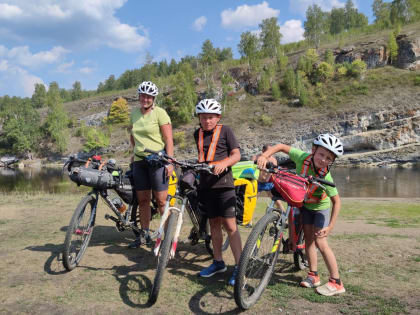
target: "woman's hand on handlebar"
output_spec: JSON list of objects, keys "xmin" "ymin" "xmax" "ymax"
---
[{"xmin": 165, "ymin": 164, "xmax": 174, "ymax": 178}]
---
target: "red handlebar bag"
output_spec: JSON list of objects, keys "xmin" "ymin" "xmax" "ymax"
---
[{"xmin": 270, "ymin": 170, "xmax": 309, "ymax": 207}]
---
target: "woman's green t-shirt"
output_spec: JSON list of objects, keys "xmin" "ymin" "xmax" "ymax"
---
[{"xmin": 130, "ymin": 106, "xmax": 171, "ymax": 161}]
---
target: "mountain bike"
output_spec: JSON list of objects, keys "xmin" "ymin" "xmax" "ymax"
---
[
  {"xmin": 61, "ymin": 155, "xmax": 149, "ymax": 271},
  {"xmin": 144, "ymin": 149, "xmax": 229, "ymax": 305},
  {"xmin": 234, "ymin": 163, "xmax": 335, "ymax": 310}
]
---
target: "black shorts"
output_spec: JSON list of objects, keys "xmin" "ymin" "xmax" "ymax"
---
[
  {"xmin": 132, "ymin": 160, "xmax": 169, "ymax": 191},
  {"xmin": 199, "ymin": 188, "xmax": 236, "ymax": 219}
]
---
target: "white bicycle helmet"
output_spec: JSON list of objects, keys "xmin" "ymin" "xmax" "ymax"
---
[
  {"xmin": 313, "ymin": 133, "xmax": 344, "ymax": 157},
  {"xmin": 138, "ymin": 81, "xmax": 158, "ymax": 97},
  {"xmin": 195, "ymin": 99, "xmax": 222, "ymax": 115}
]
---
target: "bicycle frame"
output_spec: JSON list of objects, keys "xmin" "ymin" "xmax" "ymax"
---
[{"xmin": 153, "ymin": 188, "xmax": 190, "ymax": 258}]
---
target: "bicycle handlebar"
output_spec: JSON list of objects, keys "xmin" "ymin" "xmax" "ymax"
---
[
  {"xmin": 255, "ymin": 160, "xmax": 335, "ymax": 188},
  {"xmin": 143, "ymin": 149, "xmax": 214, "ymax": 174}
]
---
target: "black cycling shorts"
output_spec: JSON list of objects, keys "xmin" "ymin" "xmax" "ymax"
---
[
  {"xmin": 132, "ymin": 160, "xmax": 169, "ymax": 191},
  {"xmin": 198, "ymin": 188, "xmax": 236, "ymax": 219}
]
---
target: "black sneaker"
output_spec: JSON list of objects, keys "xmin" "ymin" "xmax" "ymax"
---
[{"xmin": 128, "ymin": 230, "xmax": 151, "ymax": 248}]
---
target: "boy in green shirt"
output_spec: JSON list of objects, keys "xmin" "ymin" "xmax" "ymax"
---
[{"xmin": 257, "ymin": 133, "xmax": 345, "ymax": 296}]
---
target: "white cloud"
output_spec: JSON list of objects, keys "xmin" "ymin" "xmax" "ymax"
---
[
  {"xmin": 280, "ymin": 20, "xmax": 305, "ymax": 44},
  {"xmin": 0, "ymin": 60, "xmax": 9, "ymax": 71},
  {"xmin": 7, "ymin": 46, "xmax": 70, "ymax": 68},
  {"xmin": 0, "ymin": 0, "xmax": 150, "ymax": 53},
  {"xmin": 79, "ymin": 67, "xmax": 93, "ymax": 74},
  {"xmin": 0, "ymin": 3, "xmax": 22, "ymax": 19},
  {"xmin": 0, "ymin": 64, "xmax": 44, "ymax": 97},
  {"xmin": 193, "ymin": 16, "xmax": 207, "ymax": 31},
  {"xmin": 221, "ymin": 1, "xmax": 280, "ymax": 30},
  {"xmin": 290, "ymin": 0, "xmax": 345, "ymax": 16},
  {"xmin": 56, "ymin": 61, "xmax": 75, "ymax": 73}
]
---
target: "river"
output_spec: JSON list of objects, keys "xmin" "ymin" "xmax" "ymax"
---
[{"xmin": 1, "ymin": 165, "xmax": 419, "ymax": 198}]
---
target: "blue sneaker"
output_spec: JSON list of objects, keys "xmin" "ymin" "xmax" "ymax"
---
[
  {"xmin": 199, "ymin": 260, "xmax": 227, "ymax": 277},
  {"xmin": 229, "ymin": 265, "xmax": 239, "ymax": 286}
]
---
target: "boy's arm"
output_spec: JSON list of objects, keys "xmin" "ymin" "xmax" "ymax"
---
[
  {"xmin": 315, "ymin": 194, "xmax": 341, "ymax": 238},
  {"xmin": 213, "ymin": 148, "xmax": 240, "ymax": 175},
  {"xmin": 257, "ymin": 143, "xmax": 291, "ymax": 169}
]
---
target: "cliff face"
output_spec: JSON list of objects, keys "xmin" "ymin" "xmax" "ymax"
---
[{"xmin": 334, "ymin": 32, "xmax": 420, "ymax": 71}]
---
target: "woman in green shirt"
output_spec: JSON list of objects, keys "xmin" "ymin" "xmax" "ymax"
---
[{"xmin": 128, "ymin": 81, "xmax": 174, "ymax": 248}]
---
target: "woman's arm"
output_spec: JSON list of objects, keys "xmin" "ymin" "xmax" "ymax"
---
[
  {"xmin": 160, "ymin": 123, "xmax": 174, "ymax": 157},
  {"xmin": 160, "ymin": 123, "xmax": 174, "ymax": 176}
]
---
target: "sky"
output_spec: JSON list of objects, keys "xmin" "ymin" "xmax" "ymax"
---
[{"xmin": 0, "ymin": 0, "xmax": 378, "ymax": 98}]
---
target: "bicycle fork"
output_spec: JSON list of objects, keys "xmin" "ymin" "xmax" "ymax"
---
[{"xmin": 153, "ymin": 196, "xmax": 186, "ymax": 258}]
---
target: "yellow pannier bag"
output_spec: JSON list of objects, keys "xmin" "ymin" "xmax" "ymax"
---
[
  {"xmin": 234, "ymin": 178, "xmax": 258, "ymax": 226},
  {"xmin": 168, "ymin": 171, "xmax": 177, "ymax": 206}
]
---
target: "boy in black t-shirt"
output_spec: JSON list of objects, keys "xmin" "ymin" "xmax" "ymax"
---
[{"xmin": 194, "ymin": 99, "xmax": 242, "ymax": 286}]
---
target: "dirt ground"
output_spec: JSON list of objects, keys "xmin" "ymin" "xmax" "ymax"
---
[{"xmin": 0, "ymin": 193, "xmax": 419, "ymax": 314}]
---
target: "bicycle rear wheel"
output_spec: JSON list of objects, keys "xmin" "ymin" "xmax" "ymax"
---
[
  {"xmin": 148, "ymin": 211, "xmax": 178, "ymax": 305},
  {"xmin": 63, "ymin": 194, "xmax": 96, "ymax": 271},
  {"xmin": 293, "ymin": 229, "xmax": 308, "ymax": 270},
  {"xmin": 234, "ymin": 211, "xmax": 283, "ymax": 310}
]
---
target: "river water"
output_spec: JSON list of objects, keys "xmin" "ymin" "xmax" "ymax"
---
[{"xmin": 0, "ymin": 166, "xmax": 419, "ymax": 198}]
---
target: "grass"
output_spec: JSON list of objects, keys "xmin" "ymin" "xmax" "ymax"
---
[{"xmin": 0, "ymin": 193, "xmax": 419, "ymax": 314}]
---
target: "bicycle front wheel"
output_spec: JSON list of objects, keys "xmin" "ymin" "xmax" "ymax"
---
[
  {"xmin": 234, "ymin": 211, "xmax": 283, "ymax": 310},
  {"xmin": 148, "ymin": 211, "xmax": 178, "ymax": 305},
  {"xmin": 63, "ymin": 194, "xmax": 96, "ymax": 271}
]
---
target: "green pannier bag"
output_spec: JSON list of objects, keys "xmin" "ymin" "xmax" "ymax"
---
[{"xmin": 232, "ymin": 161, "xmax": 259, "ymax": 180}]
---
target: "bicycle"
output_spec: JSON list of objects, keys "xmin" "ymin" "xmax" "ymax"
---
[
  {"xmin": 234, "ymin": 163, "xmax": 335, "ymax": 310},
  {"xmin": 144, "ymin": 149, "xmax": 229, "ymax": 305},
  {"xmin": 61, "ymin": 155, "xmax": 152, "ymax": 271},
  {"xmin": 62, "ymin": 153, "xmax": 225, "ymax": 272}
]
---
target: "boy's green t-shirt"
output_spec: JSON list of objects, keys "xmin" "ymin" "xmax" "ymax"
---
[
  {"xmin": 130, "ymin": 106, "xmax": 171, "ymax": 161},
  {"xmin": 288, "ymin": 147, "xmax": 338, "ymax": 210}
]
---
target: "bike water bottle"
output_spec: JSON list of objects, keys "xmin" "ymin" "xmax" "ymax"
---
[{"xmin": 112, "ymin": 197, "xmax": 126, "ymax": 213}]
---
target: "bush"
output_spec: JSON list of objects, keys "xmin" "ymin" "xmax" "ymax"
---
[
  {"xmin": 282, "ymin": 68, "xmax": 296, "ymax": 97},
  {"xmin": 257, "ymin": 114, "xmax": 272, "ymax": 126},
  {"xmin": 348, "ymin": 60, "xmax": 367, "ymax": 79},
  {"xmin": 258, "ymin": 71, "xmax": 271, "ymax": 94},
  {"xmin": 271, "ymin": 81, "xmax": 282, "ymax": 100},
  {"xmin": 173, "ymin": 131, "xmax": 186, "ymax": 149},
  {"xmin": 83, "ymin": 128, "xmax": 110, "ymax": 152},
  {"xmin": 106, "ymin": 97, "xmax": 129, "ymax": 125},
  {"xmin": 312, "ymin": 62, "xmax": 334, "ymax": 83},
  {"xmin": 336, "ymin": 65, "xmax": 348, "ymax": 78},
  {"xmin": 276, "ymin": 54, "xmax": 288, "ymax": 72},
  {"xmin": 415, "ymin": 74, "xmax": 420, "ymax": 86}
]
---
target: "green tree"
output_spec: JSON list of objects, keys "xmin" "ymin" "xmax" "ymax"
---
[
  {"xmin": 71, "ymin": 81, "xmax": 82, "ymax": 101},
  {"xmin": 271, "ymin": 81, "xmax": 282, "ymax": 100},
  {"xmin": 103, "ymin": 75, "xmax": 116, "ymax": 91},
  {"xmin": 304, "ymin": 4, "xmax": 327, "ymax": 48},
  {"xmin": 200, "ymin": 39, "xmax": 217, "ymax": 66},
  {"xmin": 1, "ymin": 98, "xmax": 41, "ymax": 154},
  {"xmin": 82, "ymin": 127, "xmax": 110, "ymax": 152},
  {"xmin": 259, "ymin": 17, "xmax": 282, "ymax": 58},
  {"xmin": 373, "ymin": 0, "xmax": 392, "ymax": 27},
  {"xmin": 283, "ymin": 68, "xmax": 296, "ymax": 97},
  {"xmin": 44, "ymin": 82, "xmax": 69, "ymax": 153},
  {"xmin": 238, "ymin": 31, "xmax": 260, "ymax": 72},
  {"xmin": 330, "ymin": 8, "xmax": 346, "ymax": 35},
  {"xmin": 106, "ymin": 97, "xmax": 130, "ymax": 124},
  {"xmin": 388, "ymin": 31, "xmax": 399, "ymax": 64},
  {"xmin": 390, "ymin": 0, "xmax": 410, "ymax": 25},
  {"xmin": 31, "ymin": 83, "xmax": 47, "ymax": 108}
]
